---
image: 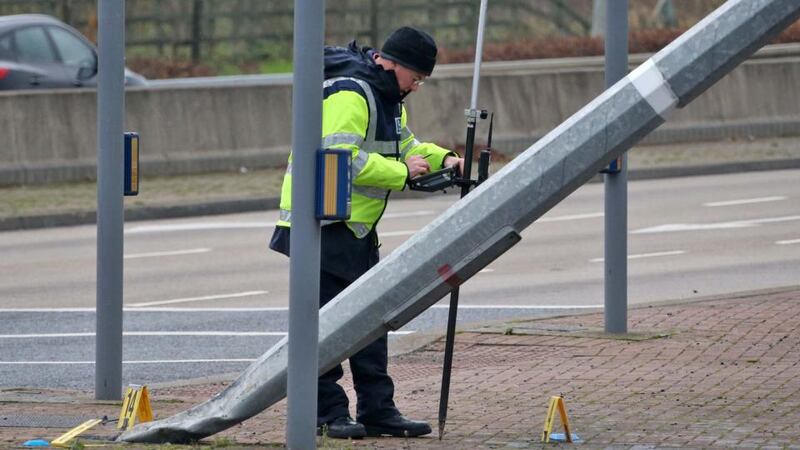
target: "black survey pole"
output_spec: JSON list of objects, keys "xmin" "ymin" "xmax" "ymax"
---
[{"xmin": 438, "ymin": 0, "xmax": 489, "ymax": 440}]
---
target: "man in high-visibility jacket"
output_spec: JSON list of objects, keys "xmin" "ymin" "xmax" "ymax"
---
[{"xmin": 270, "ymin": 27, "xmax": 463, "ymax": 439}]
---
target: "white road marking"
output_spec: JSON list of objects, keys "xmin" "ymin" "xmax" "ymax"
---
[
  {"xmin": 381, "ymin": 210, "xmax": 435, "ymax": 219},
  {"xmin": 125, "ymin": 211, "xmax": 436, "ymax": 235},
  {"xmin": 539, "ymin": 212, "xmax": 604, "ymax": 222},
  {"xmin": 380, "ymin": 213, "xmax": 604, "ymax": 238},
  {"xmin": 776, "ymin": 238, "xmax": 800, "ymax": 245},
  {"xmin": 0, "ymin": 331, "xmax": 285, "ymax": 338},
  {"xmin": 0, "ymin": 305, "xmax": 601, "ymax": 313},
  {"xmin": 432, "ymin": 304, "xmax": 602, "ymax": 309},
  {"xmin": 0, "ymin": 307, "xmax": 290, "ymax": 313},
  {"xmin": 0, "ymin": 330, "xmax": 414, "ymax": 339},
  {"xmin": 124, "ymin": 248, "xmax": 211, "ymax": 259},
  {"xmin": 632, "ymin": 215, "xmax": 800, "ymax": 234},
  {"xmin": 590, "ymin": 250, "xmax": 685, "ymax": 263},
  {"xmin": 381, "ymin": 230, "xmax": 417, "ymax": 237},
  {"xmin": 126, "ymin": 222, "xmax": 275, "ymax": 234},
  {"xmin": 704, "ymin": 196, "xmax": 786, "ymax": 207},
  {"xmin": 0, "ymin": 359, "xmax": 257, "ymax": 365},
  {"xmin": 128, "ymin": 290, "xmax": 269, "ymax": 307}
]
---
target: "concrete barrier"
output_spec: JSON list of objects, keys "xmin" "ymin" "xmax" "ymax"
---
[{"xmin": 1, "ymin": 43, "xmax": 799, "ymax": 186}]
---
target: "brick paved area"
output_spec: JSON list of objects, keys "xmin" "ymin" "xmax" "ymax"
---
[{"xmin": 2, "ymin": 286, "xmax": 799, "ymax": 449}]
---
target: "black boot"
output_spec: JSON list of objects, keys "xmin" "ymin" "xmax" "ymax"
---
[
  {"xmin": 317, "ymin": 416, "xmax": 366, "ymax": 439},
  {"xmin": 362, "ymin": 415, "xmax": 432, "ymax": 437}
]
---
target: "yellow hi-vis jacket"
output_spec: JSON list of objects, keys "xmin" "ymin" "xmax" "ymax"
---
[{"xmin": 277, "ymin": 76, "xmax": 454, "ymax": 238}]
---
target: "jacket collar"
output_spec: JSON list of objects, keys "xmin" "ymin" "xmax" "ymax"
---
[{"xmin": 324, "ymin": 41, "xmax": 404, "ymax": 103}]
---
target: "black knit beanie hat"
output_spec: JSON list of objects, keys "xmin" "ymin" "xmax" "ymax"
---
[{"xmin": 380, "ymin": 26, "xmax": 437, "ymax": 76}]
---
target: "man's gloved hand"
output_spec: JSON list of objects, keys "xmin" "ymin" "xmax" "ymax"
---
[
  {"xmin": 405, "ymin": 155, "xmax": 431, "ymax": 178},
  {"xmin": 444, "ymin": 155, "xmax": 465, "ymax": 176}
]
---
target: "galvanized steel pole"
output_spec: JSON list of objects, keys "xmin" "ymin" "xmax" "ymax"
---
[
  {"xmin": 603, "ymin": 0, "xmax": 629, "ymax": 334},
  {"xmin": 95, "ymin": 0, "xmax": 125, "ymax": 401},
  {"xmin": 286, "ymin": 0, "xmax": 324, "ymax": 448}
]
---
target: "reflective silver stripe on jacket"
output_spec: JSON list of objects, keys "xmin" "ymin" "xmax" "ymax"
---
[
  {"xmin": 400, "ymin": 126, "xmax": 413, "ymax": 142},
  {"xmin": 322, "ymin": 132, "xmax": 369, "ymax": 176},
  {"xmin": 324, "ymin": 76, "xmax": 397, "ymax": 199},
  {"xmin": 322, "ymin": 132, "xmax": 362, "ymax": 148},
  {"xmin": 348, "ymin": 222, "xmax": 371, "ymax": 238},
  {"xmin": 279, "ymin": 209, "xmax": 370, "ymax": 239},
  {"xmin": 353, "ymin": 185, "xmax": 388, "ymax": 200},
  {"xmin": 352, "ymin": 148, "xmax": 369, "ymax": 176},
  {"xmin": 400, "ymin": 137, "xmax": 422, "ymax": 160},
  {"xmin": 369, "ymin": 141, "xmax": 398, "ymax": 155},
  {"xmin": 285, "ymin": 148, "xmax": 368, "ymax": 178}
]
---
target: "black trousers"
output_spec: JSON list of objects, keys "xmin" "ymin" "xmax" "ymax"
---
[{"xmin": 270, "ymin": 223, "xmax": 400, "ymax": 425}]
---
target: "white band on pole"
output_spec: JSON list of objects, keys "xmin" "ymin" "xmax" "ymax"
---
[
  {"xmin": 469, "ymin": 0, "xmax": 489, "ymax": 110},
  {"xmin": 627, "ymin": 58, "xmax": 678, "ymax": 118}
]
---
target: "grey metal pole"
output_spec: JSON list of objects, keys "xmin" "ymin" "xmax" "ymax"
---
[
  {"xmin": 286, "ymin": 0, "xmax": 324, "ymax": 448},
  {"xmin": 603, "ymin": 0, "xmax": 628, "ymax": 334},
  {"xmin": 95, "ymin": 0, "xmax": 126, "ymax": 400}
]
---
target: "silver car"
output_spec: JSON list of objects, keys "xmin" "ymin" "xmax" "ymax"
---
[{"xmin": 0, "ymin": 14, "xmax": 146, "ymax": 89}]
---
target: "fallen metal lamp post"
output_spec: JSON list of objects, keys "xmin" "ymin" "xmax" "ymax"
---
[{"xmin": 118, "ymin": 0, "xmax": 800, "ymax": 443}]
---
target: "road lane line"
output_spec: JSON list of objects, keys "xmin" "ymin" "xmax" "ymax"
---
[
  {"xmin": 0, "ymin": 307, "xmax": 289, "ymax": 312},
  {"xmin": 432, "ymin": 304, "xmax": 603, "ymax": 309},
  {"xmin": 0, "ymin": 331, "xmax": 286, "ymax": 338},
  {"xmin": 704, "ymin": 196, "xmax": 786, "ymax": 207},
  {"xmin": 539, "ymin": 212, "xmax": 604, "ymax": 222},
  {"xmin": 776, "ymin": 238, "xmax": 800, "ymax": 245},
  {"xmin": 124, "ymin": 248, "xmax": 211, "ymax": 259},
  {"xmin": 0, "ymin": 359, "xmax": 257, "ymax": 365},
  {"xmin": 128, "ymin": 290, "xmax": 269, "ymax": 307},
  {"xmin": 0, "ymin": 330, "xmax": 414, "ymax": 339},
  {"xmin": 632, "ymin": 215, "xmax": 800, "ymax": 234},
  {"xmin": 0, "ymin": 305, "xmax": 602, "ymax": 312},
  {"xmin": 125, "ymin": 211, "xmax": 436, "ymax": 235},
  {"xmin": 381, "ymin": 210, "xmax": 435, "ymax": 219},
  {"xmin": 381, "ymin": 230, "xmax": 417, "ymax": 237},
  {"xmin": 126, "ymin": 222, "xmax": 275, "ymax": 234},
  {"xmin": 380, "ymin": 213, "xmax": 604, "ymax": 238},
  {"xmin": 590, "ymin": 250, "xmax": 685, "ymax": 263}
]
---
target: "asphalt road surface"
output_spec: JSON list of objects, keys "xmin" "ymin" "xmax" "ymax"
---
[{"xmin": 1, "ymin": 169, "xmax": 798, "ymax": 388}]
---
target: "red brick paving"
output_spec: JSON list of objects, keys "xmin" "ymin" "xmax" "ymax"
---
[{"xmin": 2, "ymin": 287, "xmax": 800, "ymax": 449}]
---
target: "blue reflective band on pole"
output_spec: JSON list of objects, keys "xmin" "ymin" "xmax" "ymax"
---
[
  {"xmin": 124, "ymin": 132, "xmax": 139, "ymax": 196},
  {"xmin": 315, "ymin": 148, "xmax": 351, "ymax": 220}
]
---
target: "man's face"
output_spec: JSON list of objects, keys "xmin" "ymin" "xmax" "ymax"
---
[{"xmin": 384, "ymin": 60, "xmax": 427, "ymax": 94}]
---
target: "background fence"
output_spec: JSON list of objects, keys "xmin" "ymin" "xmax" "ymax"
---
[{"xmin": 0, "ymin": 0, "xmax": 726, "ymax": 71}]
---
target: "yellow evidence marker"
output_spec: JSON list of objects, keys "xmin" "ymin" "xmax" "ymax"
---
[
  {"xmin": 50, "ymin": 419, "xmax": 103, "ymax": 447},
  {"xmin": 118, "ymin": 384, "xmax": 154, "ymax": 430},
  {"xmin": 541, "ymin": 395, "xmax": 573, "ymax": 443}
]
